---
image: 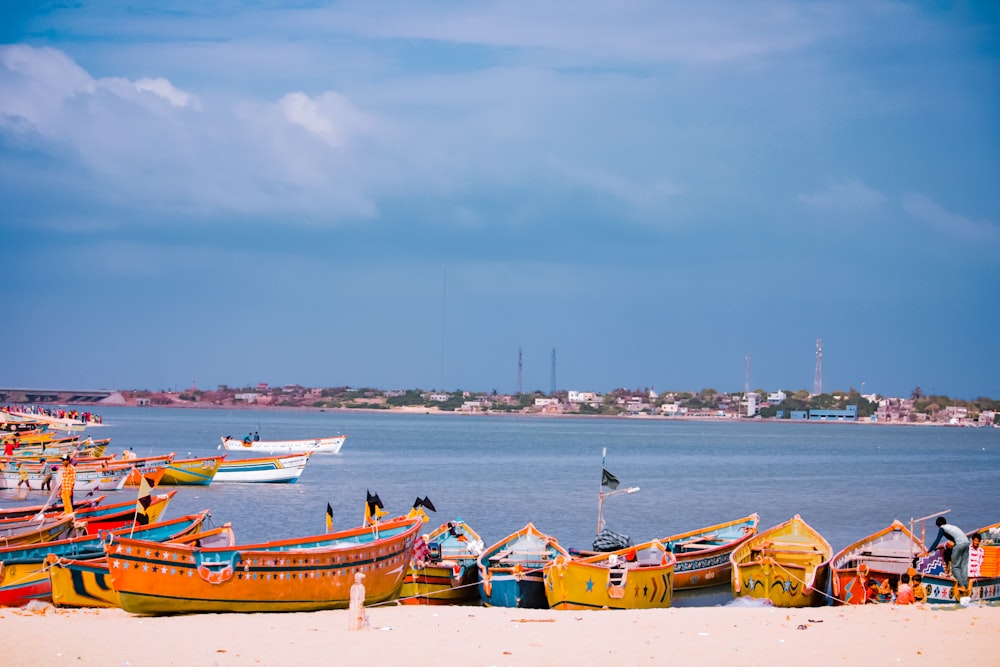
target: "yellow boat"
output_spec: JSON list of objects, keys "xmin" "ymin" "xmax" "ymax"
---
[
  {"xmin": 544, "ymin": 540, "xmax": 676, "ymax": 610},
  {"xmin": 730, "ymin": 514, "xmax": 831, "ymax": 607},
  {"xmin": 159, "ymin": 455, "xmax": 223, "ymax": 485}
]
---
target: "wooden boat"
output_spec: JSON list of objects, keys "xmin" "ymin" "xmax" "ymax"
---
[
  {"xmin": 0, "ymin": 495, "xmax": 105, "ymax": 520},
  {"xmin": 477, "ymin": 522, "xmax": 569, "ymax": 608},
  {"xmin": 0, "ymin": 512, "xmax": 210, "ymax": 607},
  {"xmin": 73, "ymin": 491, "xmax": 177, "ymax": 534},
  {"xmin": 111, "ymin": 453, "xmax": 173, "ymax": 486},
  {"xmin": 48, "ymin": 522, "xmax": 236, "ymax": 608},
  {"xmin": 829, "ymin": 519, "xmax": 924, "ymax": 604},
  {"xmin": 0, "ymin": 514, "xmax": 75, "ymax": 546},
  {"xmin": 159, "ymin": 455, "xmax": 223, "ymax": 485},
  {"xmin": 914, "ymin": 519, "xmax": 1000, "ymax": 604},
  {"xmin": 661, "ymin": 514, "xmax": 759, "ymax": 590},
  {"xmin": 108, "ymin": 516, "xmax": 422, "ymax": 614},
  {"xmin": 730, "ymin": 514, "xmax": 832, "ymax": 607},
  {"xmin": 0, "ymin": 460, "xmax": 129, "ymax": 492},
  {"xmin": 220, "ymin": 434, "xmax": 346, "ymax": 454},
  {"xmin": 399, "ymin": 519, "xmax": 485, "ymax": 605},
  {"xmin": 545, "ymin": 539, "xmax": 676, "ymax": 610},
  {"xmin": 213, "ymin": 452, "xmax": 311, "ymax": 483}
]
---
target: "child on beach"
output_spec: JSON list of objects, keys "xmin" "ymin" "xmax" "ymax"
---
[
  {"xmin": 969, "ymin": 533, "xmax": 984, "ymax": 578},
  {"xmin": 912, "ymin": 573, "xmax": 927, "ymax": 603},
  {"xmin": 895, "ymin": 573, "xmax": 915, "ymax": 605}
]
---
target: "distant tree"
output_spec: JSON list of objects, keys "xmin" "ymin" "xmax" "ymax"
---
[{"xmin": 911, "ymin": 387, "xmax": 923, "ymax": 400}]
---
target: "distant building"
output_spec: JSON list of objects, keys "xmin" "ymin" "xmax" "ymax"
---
[
  {"xmin": 768, "ymin": 390, "xmax": 786, "ymax": 403},
  {"xmin": 808, "ymin": 405, "xmax": 858, "ymax": 421},
  {"xmin": 568, "ymin": 391, "xmax": 598, "ymax": 403},
  {"xmin": 428, "ymin": 393, "xmax": 449, "ymax": 402},
  {"xmin": 234, "ymin": 392, "xmax": 259, "ymax": 404}
]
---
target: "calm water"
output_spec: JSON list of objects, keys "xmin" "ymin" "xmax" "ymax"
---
[{"xmin": 52, "ymin": 406, "xmax": 998, "ymax": 558}]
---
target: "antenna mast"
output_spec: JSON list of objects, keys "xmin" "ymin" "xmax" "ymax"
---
[
  {"xmin": 517, "ymin": 346, "xmax": 523, "ymax": 395},
  {"xmin": 550, "ymin": 348, "xmax": 557, "ymax": 395},
  {"xmin": 813, "ymin": 338, "xmax": 823, "ymax": 395},
  {"xmin": 745, "ymin": 352, "xmax": 750, "ymax": 394}
]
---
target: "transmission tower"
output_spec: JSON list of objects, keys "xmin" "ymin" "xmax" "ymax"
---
[
  {"xmin": 550, "ymin": 348, "xmax": 557, "ymax": 395},
  {"xmin": 517, "ymin": 346, "xmax": 523, "ymax": 395},
  {"xmin": 813, "ymin": 338, "xmax": 823, "ymax": 395},
  {"xmin": 745, "ymin": 353, "xmax": 750, "ymax": 394}
]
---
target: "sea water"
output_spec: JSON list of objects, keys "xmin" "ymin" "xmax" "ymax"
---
[{"xmin": 64, "ymin": 406, "xmax": 998, "ymax": 558}]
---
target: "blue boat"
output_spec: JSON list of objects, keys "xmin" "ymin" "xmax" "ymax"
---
[{"xmin": 477, "ymin": 522, "xmax": 568, "ymax": 608}]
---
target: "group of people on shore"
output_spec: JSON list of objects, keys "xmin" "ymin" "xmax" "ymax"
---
[{"xmin": 864, "ymin": 516, "xmax": 986, "ymax": 605}]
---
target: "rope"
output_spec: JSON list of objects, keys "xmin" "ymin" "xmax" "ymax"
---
[{"xmin": 769, "ymin": 558, "xmax": 840, "ymax": 604}]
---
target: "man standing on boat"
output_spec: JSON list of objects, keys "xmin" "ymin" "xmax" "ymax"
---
[
  {"xmin": 923, "ymin": 516, "xmax": 971, "ymax": 598},
  {"xmin": 59, "ymin": 455, "xmax": 77, "ymax": 516}
]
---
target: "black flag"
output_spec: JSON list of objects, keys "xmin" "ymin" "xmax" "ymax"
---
[
  {"xmin": 413, "ymin": 496, "xmax": 437, "ymax": 512},
  {"xmin": 601, "ymin": 468, "xmax": 620, "ymax": 490}
]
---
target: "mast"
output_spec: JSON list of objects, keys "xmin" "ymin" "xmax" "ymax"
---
[{"xmin": 596, "ymin": 447, "xmax": 639, "ymax": 535}]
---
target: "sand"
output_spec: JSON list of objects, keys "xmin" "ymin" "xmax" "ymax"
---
[{"xmin": 2, "ymin": 602, "xmax": 997, "ymax": 666}]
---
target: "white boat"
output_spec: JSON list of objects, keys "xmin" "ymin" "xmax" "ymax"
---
[
  {"xmin": 212, "ymin": 453, "xmax": 312, "ymax": 483},
  {"xmin": 219, "ymin": 434, "xmax": 346, "ymax": 454}
]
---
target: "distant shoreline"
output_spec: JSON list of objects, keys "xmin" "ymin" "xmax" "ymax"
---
[{"xmin": 99, "ymin": 401, "xmax": 966, "ymax": 427}]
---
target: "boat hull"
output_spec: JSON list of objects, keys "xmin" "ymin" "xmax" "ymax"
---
[
  {"xmin": 829, "ymin": 520, "xmax": 924, "ymax": 605},
  {"xmin": 213, "ymin": 453, "xmax": 310, "ymax": 483},
  {"xmin": 159, "ymin": 456, "xmax": 223, "ymax": 485},
  {"xmin": 220, "ymin": 435, "xmax": 346, "ymax": 454},
  {"xmin": 400, "ymin": 520, "xmax": 484, "ymax": 605},
  {"xmin": 49, "ymin": 556, "xmax": 120, "ymax": 608},
  {"xmin": 0, "ymin": 513, "xmax": 209, "ymax": 607},
  {"xmin": 109, "ymin": 517, "xmax": 421, "ymax": 614},
  {"xmin": 730, "ymin": 515, "xmax": 832, "ymax": 608},
  {"xmin": 663, "ymin": 514, "xmax": 759, "ymax": 591},
  {"xmin": 478, "ymin": 522, "xmax": 567, "ymax": 609},
  {"xmin": 545, "ymin": 543, "xmax": 676, "ymax": 610}
]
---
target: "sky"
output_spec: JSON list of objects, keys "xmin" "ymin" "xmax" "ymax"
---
[{"xmin": 1, "ymin": 2, "xmax": 998, "ymax": 399}]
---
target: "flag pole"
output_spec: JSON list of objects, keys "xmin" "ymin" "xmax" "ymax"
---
[{"xmin": 597, "ymin": 447, "xmax": 606, "ymax": 535}]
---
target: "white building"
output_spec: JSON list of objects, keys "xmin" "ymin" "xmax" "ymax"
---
[
  {"xmin": 567, "ymin": 391, "xmax": 598, "ymax": 403},
  {"xmin": 767, "ymin": 390, "xmax": 786, "ymax": 403}
]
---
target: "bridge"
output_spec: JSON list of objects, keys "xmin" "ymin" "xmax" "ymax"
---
[{"xmin": 0, "ymin": 388, "xmax": 119, "ymax": 404}]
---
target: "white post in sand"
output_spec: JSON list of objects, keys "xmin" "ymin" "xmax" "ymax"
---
[{"xmin": 348, "ymin": 572, "xmax": 366, "ymax": 631}]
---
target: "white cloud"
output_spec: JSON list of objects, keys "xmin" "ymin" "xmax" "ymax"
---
[
  {"xmin": 798, "ymin": 178, "xmax": 886, "ymax": 210},
  {"xmin": 902, "ymin": 193, "xmax": 998, "ymax": 241},
  {"xmin": 0, "ymin": 45, "xmax": 95, "ymax": 134},
  {"xmin": 134, "ymin": 77, "xmax": 200, "ymax": 109},
  {"xmin": 277, "ymin": 91, "xmax": 375, "ymax": 148}
]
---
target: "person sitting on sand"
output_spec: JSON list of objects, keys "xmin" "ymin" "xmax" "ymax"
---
[
  {"xmin": 865, "ymin": 578, "xmax": 881, "ymax": 603},
  {"xmin": 895, "ymin": 573, "xmax": 915, "ymax": 605},
  {"xmin": 911, "ymin": 573, "xmax": 926, "ymax": 603}
]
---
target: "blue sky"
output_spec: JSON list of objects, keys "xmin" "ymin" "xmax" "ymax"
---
[{"xmin": 2, "ymin": 2, "xmax": 998, "ymax": 399}]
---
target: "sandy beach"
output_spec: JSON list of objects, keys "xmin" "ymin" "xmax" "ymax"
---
[{"xmin": 3, "ymin": 602, "xmax": 997, "ymax": 667}]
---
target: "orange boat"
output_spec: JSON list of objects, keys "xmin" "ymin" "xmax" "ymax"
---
[{"xmin": 108, "ymin": 516, "xmax": 422, "ymax": 614}]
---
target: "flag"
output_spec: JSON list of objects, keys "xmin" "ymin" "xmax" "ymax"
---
[
  {"xmin": 413, "ymin": 496, "xmax": 436, "ymax": 513},
  {"xmin": 325, "ymin": 502, "xmax": 333, "ymax": 533},
  {"xmin": 135, "ymin": 475, "xmax": 154, "ymax": 526},
  {"xmin": 365, "ymin": 490, "xmax": 388, "ymax": 525},
  {"xmin": 601, "ymin": 468, "xmax": 620, "ymax": 490}
]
